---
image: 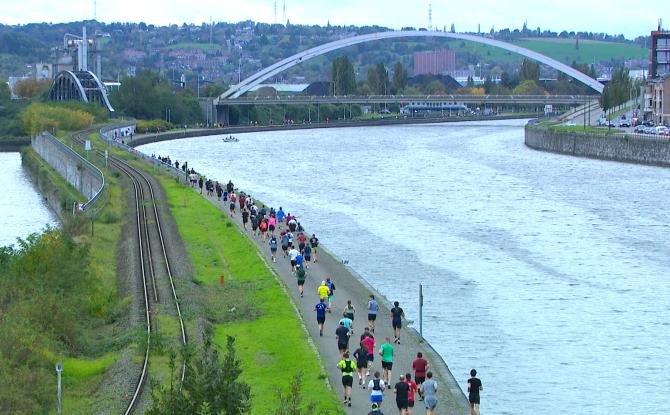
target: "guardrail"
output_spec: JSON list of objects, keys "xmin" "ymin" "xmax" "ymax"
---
[
  {"xmin": 528, "ymin": 118, "xmax": 670, "ymax": 142},
  {"xmin": 34, "ymin": 131, "xmax": 106, "ymax": 214},
  {"xmin": 99, "ymin": 119, "xmax": 188, "ymax": 183}
]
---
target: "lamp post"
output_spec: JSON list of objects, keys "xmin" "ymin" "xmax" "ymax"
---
[{"xmin": 56, "ymin": 362, "xmax": 63, "ymax": 415}]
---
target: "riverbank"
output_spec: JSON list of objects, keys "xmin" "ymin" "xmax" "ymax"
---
[
  {"xmin": 128, "ymin": 114, "xmax": 536, "ymax": 147},
  {"xmin": 525, "ymin": 120, "xmax": 670, "ymax": 167},
  {"xmin": 0, "ymin": 138, "xmax": 30, "ymax": 152}
]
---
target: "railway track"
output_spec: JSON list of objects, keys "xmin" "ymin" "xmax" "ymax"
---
[{"xmin": 71, "ymin": 131, "xmax": 187, "ymax": 414}]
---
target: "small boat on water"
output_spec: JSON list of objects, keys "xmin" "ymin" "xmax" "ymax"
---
[{"xmin": 222, "ymin": 135, "xmax": 239, "ymax": 143}]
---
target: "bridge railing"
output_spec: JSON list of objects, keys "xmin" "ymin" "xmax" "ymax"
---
[{"xmin": 99, "ymin": 119, "xmax": 188, "ymax": 183}]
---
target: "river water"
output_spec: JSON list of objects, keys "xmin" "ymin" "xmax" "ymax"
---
[
  {"xmin": 0, "ymin": 153, "xmax": 58, "ymax": 247},
  {"xmin": 140, "ymin": 120, "xmax": 670, "ymax": 414}
]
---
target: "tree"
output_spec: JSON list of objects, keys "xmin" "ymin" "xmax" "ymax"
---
[
  {"xmin": 519, "ymin": 58, "xmax": 540, "ymax": 82},
  {"xmin": 272, "ymin": 372, "xmax": 320, "ymax": 415},
  {"xmin": 147, "ymin": 330, "xmax": 251, "ymax": 415},
  {"xmin": 375, "ymin": 62, "xmax": 389, "ymax": 95},
  {"xmin": 13, "ymin": 78, "xmax": 51, "ymax": 98},
  {"xmin": 483, "ymin": 75, "xmax": 494, "ymax": 94},
  {"xmin": 512, "ymin": 80, "xmax": 545, "ymax": 95},
  {"xmin": 331, "ymin": 56, "xmax": 356, "ymax": 95},
  {"xmin": 391, "ymin": 61, "xmax": 407, "ymax": 93}
]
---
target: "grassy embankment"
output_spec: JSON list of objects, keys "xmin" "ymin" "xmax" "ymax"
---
[
  {"xmin": 5, "ymin": 137, "xmax": 130, "ymax": 414},
  {"xmin": 125, "ymin": 158, "xmax": 342, "ymax": 413}
]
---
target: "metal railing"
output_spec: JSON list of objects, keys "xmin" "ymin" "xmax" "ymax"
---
[{"xmin": 36, "ymin": 131, "xmax": 106, "ymax": 214}]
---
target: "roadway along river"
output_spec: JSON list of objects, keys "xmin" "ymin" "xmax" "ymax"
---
[
  {"xmin": 140, "ymin": 119, "xmax": 670, "ymax": 414},
  {"xmin": 0, "ymin": 153, "xmax": 57, "ymax": 247}
]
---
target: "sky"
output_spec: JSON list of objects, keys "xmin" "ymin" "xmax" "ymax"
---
[{"xmin": 2, "ymin": 0, "xmax": 668, "ymax": 39}]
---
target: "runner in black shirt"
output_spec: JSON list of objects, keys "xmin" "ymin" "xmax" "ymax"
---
[
  {"xmin": 309, "ymin": 234, "xmax": 319, "ymax": 262},
  {"xmin": 335, "ymin": 322, "xmax": 350, "ymax": 356},
  {"xmin": 390, "ymin": 301, "xmax": 404, "ymax": 344},
  {"xmin": 467, "ymin": 369, "xmax": 483, "ymax": 415},
  {"xmin": 394, "ymin": 374, "xmax": 410, "ymax": 414},
  {"xmin": 241, "ymin": 209, "xmax": 249, "ymax": 229}
]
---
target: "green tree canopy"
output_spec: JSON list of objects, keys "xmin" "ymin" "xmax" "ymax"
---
[{"xmin": 331, "ymin": 56, "xmax": 356, "ymax": 95}]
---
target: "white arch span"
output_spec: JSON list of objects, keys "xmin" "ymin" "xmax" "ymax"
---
[{"xmin": 219, "ymin": 30, "xmax": 604, "ymax": 100}]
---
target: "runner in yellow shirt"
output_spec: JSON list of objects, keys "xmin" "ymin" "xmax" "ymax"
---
[
  {"xmin": 337, "ymin": 352, "xmax": 357, "ymax": 407},
  {"xmin": 318, "ymin": 280, "xmax": 330, "ymax": 302}
]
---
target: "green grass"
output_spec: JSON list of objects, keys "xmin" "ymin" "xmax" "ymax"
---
[
  {"xmin": 156, "ymin": 176, "xmax": 341, "ymax": 414},
  {"xmin": 166, "ymin": 42, "xmax": 222, "ymax": 51},
  {"xmin": 512, "ymin": 37, "xmax": 648, "ymax": 65},
  {"xmin": 550, "ymin": 125, "xmax": 623, "ymax": 134}
]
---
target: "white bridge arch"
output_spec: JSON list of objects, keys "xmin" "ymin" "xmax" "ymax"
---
[{"xmin": 219, "ymin": 30, "xmax": 604, "ymax": 100}]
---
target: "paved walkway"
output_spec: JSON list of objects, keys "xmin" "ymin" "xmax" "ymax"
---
[{"xmin": 192, "ymin": 186, "xmax": 467, "ymax": 414}]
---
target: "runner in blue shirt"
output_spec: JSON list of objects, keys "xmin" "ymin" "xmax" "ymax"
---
[
  {"xmin": 277, "ymin": 207, "xmax": 285, "ymax": 223},
  {"xmin": 315, "ymin": 298, "xmax": 328, "ymax": 336}
]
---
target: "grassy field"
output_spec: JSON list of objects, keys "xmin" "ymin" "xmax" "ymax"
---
[
  {"xmin": 154, "ymin": 175, "xmax": 341, "ymax": 414},
  {"xmin": 512, "ymin": 37, "xmax": 648, "ymax": 64}
]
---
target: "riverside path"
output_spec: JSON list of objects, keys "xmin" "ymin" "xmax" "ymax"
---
[{"xmin": 189, "ymin": 182, "xmax": 468, "ymax": 414}]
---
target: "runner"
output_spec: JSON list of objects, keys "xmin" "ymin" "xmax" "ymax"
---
[
  {"xmin": 288, "ymin": 217, "xmax": 297, "ymax": 232},
  {"xmin": 339, "ymin": 314, "xmax": 353, "ymax": 335},
  {"xmin": 412, "ymin": 352, "xmax": 429, "ymax": 401},
  {"xmin": 295, "ymin": 264, "xmax": 306, "ymax": 297},
  {"xmin": 251, "ymin": 214, "xmax": 259, "ymax": 237},
  {"xmin": 309, "ymin": 233, "xmax": 319, "ymax": 262},
  {"xmin": 379, "ymin": 337, "xmax": 394, "ymax": 385},
  {"xmin": 215, "ymin": 182, "xmax": 222, "ymax": 200},
  {"xmin": 404, "ymin": 373, "xmax": 418, "ymax": 414},
  {"xmin": 325, "ymin": 277, "xmax": 336, "ymax": 312},
  {"xmin": 394, "ymin": 374, "xmax": 410, "ymax": 415},
  {"xmin": 276, "ymin": 206, "xmax": 285, "ymax": 224},
  {"xmin": 368, "ymin": 371, "xmax": 386, "ymax": 407},
  {"xmin": 390, "ymin": 301, "xmax": 405, "ymax": 344},
  {"xmin": 361, "ymin": 331, "xmax": 376, "ymax": 377},
  {"xmin": 335, "ymin": 321, "xmax": 350, "ymax": 356},
  {"xmin": 421, "ymin": 372, "xmax": 438, "ymax": 415},
  {"xmin": 198, "ymin": 176, "xmax": 204, "ymax": 194},
  {"xmin": 268, "ymin": 215, "xmax": 276, "ymax": 236},
  {"xmin": 368, "ymin": 294, "xmax": 379, "ymax": 333},
  {"xmin": 303, "ymin": 243, "xmax": 312, "ymax": 268},
  {"xmin": 314, "ymin": 298, "xmax": 327, "ymax": 336},
  {"xmin": 288, "ymin": 246, "xmax": 300, "ymax": 272},
  {"xmin": 229, "ymin": 193, "xmax": 236, "ymax": 216},
  {"xmin": 281, "ymin": 231, "xmax": 290, "ymax": 257},
  {"xmin": 238, "ymin": 193, "xmax": 246, "ymax": 210},
  {"xmin": 368, "ymin": 403, "xmax": 384, "ymax": 415},
  {"xmin": 226, "ymin": 180, "xmax": 234, "ymax": 194},
  {"xmin": 343, "ymin": 299, "xmax": 355, "ymax": 322},
  {"xmin": 295, "ymin": 251, "xmax": 304, "ymax": 270},
  {"xmin": 259, "ymin": 219, "xmax": 268, "ymax": 242},
  {"xmin": 241, "ymin": 209, "xmax": 249, "ymax": 229},
  {"xmin": 298, "ymin": 232, "xmax": 306, "ymax": 253},
  {"xmin": 337, "ymin": 352, "xmax": 356, "ymax": 407},
  {"xmin": 268, "ymin": 235, "xmax": 278, "ymax": 262},
  {"xmin": 317, "ymin": 281, "xmax": 330, "ymax": 304},
  {"xmin": 467, "ymin": 369, "xmax": 483, "ymax": 415},
  {"xmin": 353, "ymin": 342, "xmax": 369, "ymax": 388}
]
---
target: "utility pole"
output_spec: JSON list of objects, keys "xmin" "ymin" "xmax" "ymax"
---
[{"xmin": 56, "ymin": 362, "xmax": 63, "ymax": 415}]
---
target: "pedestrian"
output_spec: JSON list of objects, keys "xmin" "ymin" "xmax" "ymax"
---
[
  {"xmin": 259, "ymin": 219, "xmax": 268, "ymax": 242},
  {"xmin": 361, "ymin": 330, "xmax": 375, "ymax": 376},
  {"xmin": 309, "ymin": 233, "xmax": 319, "ymax": 262},
  {"xmin": 368, "ymin": 371, "xmax": 386, "ymax": 406},
  {"xmin": 412, "ymin": 352, "xmax": 429, "ymax": 401},
  {"xmin": 315, "ymin": 298, "xmax": 327, "ymax": 336},
  {"xmin": 251, "ymin": 214, "xmax": 259, "ymax": 236},
  {"xmin": 325, "ymin": 277, "xmax": 336, "ymax": 312},
  {"xmin": 268, "ymin": 215, "xmax": 276, "ymax": 236},
  {"xmin": 295, "ymin": 264, "xmax": 306, "ymax": 297},
  {"xmin": 467, "ymin": 369, "xmax": 483, "ymax": 415},
  {"xmin": 223, "ymin": 190, "xmax": 228, "ymax": 202},
  {"xmin": 337, "ymin": 352, "xmax": 356, "ymax": 407},
  {"xmin": 368, "ymin": 294, "xmax": 379, "ymax": 333},
  {"xmin": 226, "ymin": 180, "xmax": 234, "ymax": 194},
  {"xmin": 339, "ymin": 314, "xmax": 353, "ymax": 335},
  {"xmin": 242, "ymin": 209, "xmax": 249, "ymax": 229},
  {"xmin": 421, "ymin": 371, "xmax": 438, "ymax": 415},
  {"xmin": 269, "ymin": 235, "xmax": 278, "ymax": 262},
  {"xmin": 215, "ymin": 182, "xmax": 222, "ymax": 200},
  {"xmin": 368, "ymin": 402, "xmax": 384, "ymax": 415},
  {"xmin": 335, "ymin": 321, "xmax": 350, "ymax": 356},
  {"xmin": 394, "ymin": 374, "xmax": 410, "ymax": 415},
  {"xmin": 353, "ymin": 342, "xmax": 369, "ymax": 388},
  {"xmin": 390, "ymin": 301, "xmax": 404, "ymax": 344},
  {"xmin": 303, "ymin": 243, "xmax": 312, "ymax": 268},
  {"xmin": 277, "ymin": 206, "xmax": 285, "ymax": 223},
  {"xmin": 343, "ymin": 299, "xmax": 355, "ymax": 322},
  {"xmin": 288, "ymin": 246, "xmax": 299, "ymax": 272},
  {"xmin": 295, "ymin": 251, "xmax": 304, "ymax": 269},
  {"xmin": 281, "ymin": 232, "xmax": 290, "ymax": 257},
  {"xmin": 229, "ymin": 194, "xmax": 236, "ymax": 216},
  {"xmin": 404, "ymin": 373, "xmax": 418, "ymax": 414},
  {"xmin": 238, "ymin": 193, "xmax": 246, "ymax": 210},
  {"xmin": 379, "ymin": 337, "xmax": 394, "ymax": 385},
  {"xmin": 198, "ymin": 176, "xmax": 204, "ymax": 193},
  {"xmin": 318, "ymin": 280, "xmax": 330, "ymax": 304},
  {"xmin": 298, "ymin": 231, "xmax": 306, "ymax": 253}
]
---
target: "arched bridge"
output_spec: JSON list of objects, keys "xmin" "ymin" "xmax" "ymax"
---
[
  {"xmin": 48, "ymin": 70, "xmax": 115, "ymax": 113},
  {"xmin": 218, "ymin": 30, "xmax": 605, "ymax": 101}
]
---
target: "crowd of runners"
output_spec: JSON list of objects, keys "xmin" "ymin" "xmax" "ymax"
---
[{"xmin": 176, "ymin": 168, "xmax": 483, "ymax": 415}]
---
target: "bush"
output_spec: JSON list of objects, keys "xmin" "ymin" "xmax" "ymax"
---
[
  {"xmin": 20, "ymin": 102, "xmax": 95, "ymax": 135},
  {"xmin": 137, "ymin": 119, "xmax": 174, "ymax": 133}
]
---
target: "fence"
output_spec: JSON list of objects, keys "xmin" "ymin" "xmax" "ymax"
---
[{"xmin": 32, "ymin": 131, "xmax": 106, "ymax": 214}]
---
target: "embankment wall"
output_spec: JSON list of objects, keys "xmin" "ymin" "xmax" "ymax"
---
[{"xmin": 525, "ymin": 124, "xmax": 670, "ymax": 167}]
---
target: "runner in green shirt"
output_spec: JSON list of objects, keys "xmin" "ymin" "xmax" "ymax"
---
[
  {"xmin": 379, "ymin": 337, "xmax": 395, "ymax": 385},
  {"xmin": 337, "ymin": 352, "xmax": 357, "ymax": 407}
]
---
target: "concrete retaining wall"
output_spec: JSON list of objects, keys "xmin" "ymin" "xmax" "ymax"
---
[
  {"xmin": 525, "ymin": 124, "xmax": 670, "ymax": 167},
  {"xmin": 31, "ymin": 132, "xmax": 104, "ymax": 202}
]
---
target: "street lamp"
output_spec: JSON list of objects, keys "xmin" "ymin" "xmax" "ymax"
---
[{"xmin": 56, "ymin": 362, "xmax": 63, "ymax": 415}]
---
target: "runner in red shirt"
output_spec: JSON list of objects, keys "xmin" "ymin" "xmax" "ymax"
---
[
  {"xmin": 361, "ymin": 334, "xmax": 376, "ymax": 376},
  {"xmin": 412, "ymin": 352, "xmax": 429, "ymax": 401},
  {"xmin": 404, "ymin": 373, "xmax": 418, "ymax": 414}
]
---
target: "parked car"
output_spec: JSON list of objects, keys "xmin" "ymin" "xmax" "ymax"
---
[
  {"xmin": 619, "ymin": 120, "xmax": 630, "ymax": 128},
  {"xmin": 644, "ymin": 120, "xmax": 655, "ymax": 127},
  {"xmin": 654, "ymin": 126, "xmax": 669, "ymax": 136},
  {"xmin": 634, "ymin": 125, "xmax": 646, "ymax": 133}
]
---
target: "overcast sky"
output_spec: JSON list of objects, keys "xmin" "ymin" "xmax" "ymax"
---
[{"xmin": 2, "ymin": 0, "xmax": 667, "ymax": 39}]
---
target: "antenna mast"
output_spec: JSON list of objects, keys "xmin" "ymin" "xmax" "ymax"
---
[
  {"xmin": 428, "ymin": 2, "xmax": 432, "ymax": 31},
  {"xmin": 93, "ymin": 0, "xmax": 96, "ymax": 20},
  {"xmin": 274, "ymin": 0, "xmax": 277, "ymax": 24}
]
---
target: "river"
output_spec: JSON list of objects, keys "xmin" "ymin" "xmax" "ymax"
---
[
  {"xmin": 139, "ymin": 119, "xmax": 670, "ymax": 414},
  {"xmin": 0, "ymin": 153, "xmax": 57, "ymax": 247}
]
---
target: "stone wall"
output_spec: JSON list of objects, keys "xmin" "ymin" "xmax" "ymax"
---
[
  {"xmin": 525, "ymin": 124, "xmax": 670, "ymax": 167},
  {"xmin": 31, "ymin": 132, "xmax": 104, "ymax": 202}
]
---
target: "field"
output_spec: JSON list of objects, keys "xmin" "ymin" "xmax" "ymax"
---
[{"xmin": 512, "ymin": 37, "xmax": 648, "ymax": 64}]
